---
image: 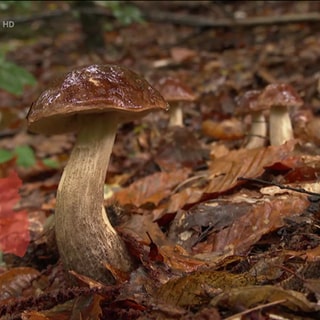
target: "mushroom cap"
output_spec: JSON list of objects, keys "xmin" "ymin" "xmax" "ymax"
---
[
  {"xmin": 156, "ymin": 76, "xmax": 197, "ymax": 103},
  {"xmin": 27, "ymin": 64, "xmax": 169, "ymax": 134},
  {"xmin": 257, "ymin": 83, "xmax": 303, "ymax": 110},
  {"xmin": 235, "ymin": 90, "xmax": 262, "ymax": 116}
]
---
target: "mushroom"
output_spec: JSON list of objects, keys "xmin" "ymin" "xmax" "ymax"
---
[
  {"xmin": 236, "ymin": 90, "xmax": 267, "ymax": 149},
  {"xmin": 258, "ymin": 83, "xmax": 303, "ymax": 146},
  {"xmin": 156, "ymin": 76, "xmax": 197, "ymax": 127},
  {"xmin": 27, "ymin": 64, "xmax": 168, "ymax": 283}
]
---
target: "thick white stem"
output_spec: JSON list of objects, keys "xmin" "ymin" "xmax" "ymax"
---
[
  {"xmin": 169, "ymin": 104, "xmax": 183, "ymax": 127},
  {"xmin": 269, "ymin": 106, "xmax": 293, "ymax": 146},
  {"xmin": 245, "ymin": 112, "xmax": 267, "ymax": 149},
  {"xmin": 55, "ymin": 113, "xmax": 133, "ymax": 283}
]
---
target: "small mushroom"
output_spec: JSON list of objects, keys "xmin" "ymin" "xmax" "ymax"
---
[
  {"xmin": 236, "ymin": 90, "xmax": 267, "ymax": 149},
  {"xmin": 27, "ymin": 64, "xmax": 168, "ymax": 283},
  {"xmin": 258, "ymin": 83, "xmax": 303, "ymax": 146},
  {"xmin": 156, "ymin": 76, "xmax": 197, "ymax": 127}
]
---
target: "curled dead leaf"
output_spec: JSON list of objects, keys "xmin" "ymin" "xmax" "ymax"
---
[
  {"xmin": 157, "ymin": 270, "xmax": 257, "ymax": 307},
  {"xmin": 210, "ymin": 285, "xmax": 318, "ymax": 313}
]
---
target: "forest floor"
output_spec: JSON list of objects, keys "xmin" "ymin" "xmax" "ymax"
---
[{"xmin": 1, "ymin": 1, "xmax": 320, "ymax": 319}]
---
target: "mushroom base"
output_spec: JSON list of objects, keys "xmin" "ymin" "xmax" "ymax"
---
[{"xmin": 55, "ymin": 113, "xmax": 134, "ymax": 284}]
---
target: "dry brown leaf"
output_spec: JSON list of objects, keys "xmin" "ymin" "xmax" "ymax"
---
[
  {"xmin": 157, "ymin": 270, "xmax": 257, "ymax": 307},
  {"xmin": 304, "ymin": 279, "xmax": 320, "ymax": 298},
  {"xmin": 72, "ymin": 294, "xmax": 103, "ymax": 320},
  {"xmin": 21, "ymin": 302, "xmax": 73, "ymax": 320},
  {"xmin": 120, "ymin": 214, "xmax": 167, "ymax": 246},
  {"xmin": 202, "ymin": 118, "xmax": 244, "ymax": 140},
  {"xmin": 0, "ymin": 267, "xmax": 40, "ymax": 301},
  {"xmin": 260, "ymin": 181, "xmax": 320, "ymax": 196},
  {"xmin": 168, "ymin": 201, "xmax": 252, "ymax": 251},
  {"xmin": 154, "ymin": 187, "xmax": 204, "ymax": 217},
  {"xmin": 284, "ymin": 245, "xmax": 320, "ymax": 262},
  {"xmin": 205, "ymin": 141, "xmax": 295, "ymax": 195},
  {"xmin": 194, "ymin": 194, "xmax": 310, "ymax": 255},
  {"xmin": 121, "ymin": 215, "xmax": 206, "ymax": 272},
  {"xmin": 113, "ymin": 168, "xmax": 190, "ymax": 207},
  {"xmin": 170, "ymin": 47, "xmax": 197, "ymax": 63},
  {"xmin": 155, "ymin": 127, "xmax": 208, "ymax": 172},
  {"xmin": 155, "ymin": 142, "xmax": 296, "ymax": 217},
  {"xmin": 158, "ymin": 245, "xmax": 206, "ymax": 273},
  {"xmin": 210, "ymin": 285, "xmax": 318, "ymax": 313},
  {"xmin": 21, "ymin": 310, "xmax": 51, "ymax": 320}
]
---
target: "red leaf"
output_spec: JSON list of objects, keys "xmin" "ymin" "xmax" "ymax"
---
[{"xmin": 0, "ymin": 171, "xmax": 29, "ymax": 257}]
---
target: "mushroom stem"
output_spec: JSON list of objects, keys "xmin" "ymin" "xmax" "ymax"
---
[
  {"xmin": 169, "ymin": 103, "xmax": 183, "ymax": 127},
  {"xmin": 269, "ymin": 106, "xmax": 293, "ymax": 146},
  {"xmin": 245, "ymin": 112, "xmax": 267, "ymax": 149},
  {"xmin": 55, "ymin": 113, "xmax": 134, "ymax": 284}
]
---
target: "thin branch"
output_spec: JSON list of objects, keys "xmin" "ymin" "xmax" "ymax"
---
[
  {"xmin": 143, "ymin": 11, "xmax": 320, "ymax": 28},
  {"xmin": 3, "ymin": 9, "xmax": 320, "ymax": 28},
  {"xmin": 238, "ymin": 177, "xmax": 320, "ymax": 197}
]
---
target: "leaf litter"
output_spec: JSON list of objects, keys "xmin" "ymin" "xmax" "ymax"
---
[{"xmin": 1, "ymin": 1, "xmax": 320, "ymax": 319}]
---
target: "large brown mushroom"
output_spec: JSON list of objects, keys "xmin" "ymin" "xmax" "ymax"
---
[
  {"xmin": 257, "ymin": 83, "xmax": 303, "ymax": 146},
  {"xmin": 156, "ymin": 76, "xmax": 197, "ymax": 127},
  {"xmin": 27, "ymin": 64, "xmax": 168, "ymax": 283}
]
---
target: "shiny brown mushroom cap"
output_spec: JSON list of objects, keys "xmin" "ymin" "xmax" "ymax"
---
[
  {"xmin": 257, "ymin": 83, "xmax": 303, "ymax": 109},
  {"xmin": 235, "ymin": 90, "xmax": 262, "ymax": 116},
  {"xmin": 156, "ymin": 76, "xmax": 197, "ymax": 103},
  {"xmin": 27, "ymin": 64, "xmax": 169, "ymax": 134}
]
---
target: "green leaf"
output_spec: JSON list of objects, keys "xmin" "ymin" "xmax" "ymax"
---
[
  {"xmin": 0, "ymin": 1, "xmax": 32, "ymax": 11},
  {"xmin": 0, "ymin": 58, "xmax": 37, "ymax": 96},
  {"xmin": 0, "ymin": 149, "xmax": 14, "ymax": 163},
  {"xmin": 101, "ymin": 1, "xmax": 143, "ymax": 26},
  {"xmin": 14, "ymin": 145, "xmax": 36, "ymax": 168},
  {"xmin": 42, "ymin": 158, "xmax": 59, "ymax": 169}
]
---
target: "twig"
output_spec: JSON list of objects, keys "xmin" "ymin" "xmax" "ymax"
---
[
  {"xmin": 143, "ymin": 11, "xmax": 320, "ymax": 28},
  {"xmin": 224, "ymin": 299, "xmax": 287, "ymax": 320},
  {"xmin": 3, "ymin": 9, "xmax": 320, "ymax": 28},
  {"xmin": 238, "ymin": 177, "xmax": 320, "ymax": 197}
]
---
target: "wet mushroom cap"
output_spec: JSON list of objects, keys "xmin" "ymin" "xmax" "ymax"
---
[
  {"xmin": 156, "ymin": 76, "xmax": 197, "ymax": 103},
  {"xmin": 257, "ymin": 83, "xmax": 303, "ymax": 109},
  {"xmin": 258, "ymin": 83, "xmax": 303, "ymax": 146},
  {"xmin": 27, "ymin": 64, "xmax": 169, "ymax": 134},
  {"xmin": 235, "ymin": 90, "xmax": 262, "ymax": 116}
]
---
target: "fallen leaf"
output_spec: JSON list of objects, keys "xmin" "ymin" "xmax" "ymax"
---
[
  {"xmin": 205, "ymin": 142, "xmax": 295, "ymax": 195},
  {"xmin": 121, "ymin": 210, "xmax": 167, "ymax": 242},
  {"xmin": 0, "ymin": 267, "xmax": 40, "ymax": 301},
  {"xmin": 72, "ymin": 294, "xmax": 103, "ymax": 320},
  {"xmin": 168, "ymin": 201, "xmax": 252, "ymax": 251},
  {"xmin": 114, "ymin": 168, "xmax": 190, "ymax": 207},
  {"xmin": 0, "ymin": 171, "xmax": 29, "ymax": 257},
  {"xmin": 210, "ymin": 285, "xmax": 318, "ymax": 313},
  {"xmin": 155, "ymin": 127, "xmax": 209, "ymax": 172},
  {"xmin": 158, "ymin": 245, "xmax": 206, "ymax": 273},
  {"xmin": 157, "ymin": 270, "xmax": 257, "ymax": 307},
  {"xmin": 155, "ymin": 142, "xmax": 297, "ymax": 217},
  {"xmin": 21, "ymin": 302, "xmax": 73, "ymax": 320},
  {"xmin": 202, "ymin": 118, "xmax": 244, "ymax": 140},
  {"xmin": 120, "ymin": 214, "xmax": 205, "ymax": 272},
  {"xmin": 170, "ymin": 47, "xmax": 197, "ymax": 63},
  {"xmin": 154, "ymin": 186, "xmax": 204, "ymax": 217},
  {"xmin": 194, "ymin": 194, "xmax": 310, "ymax": 255}
]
